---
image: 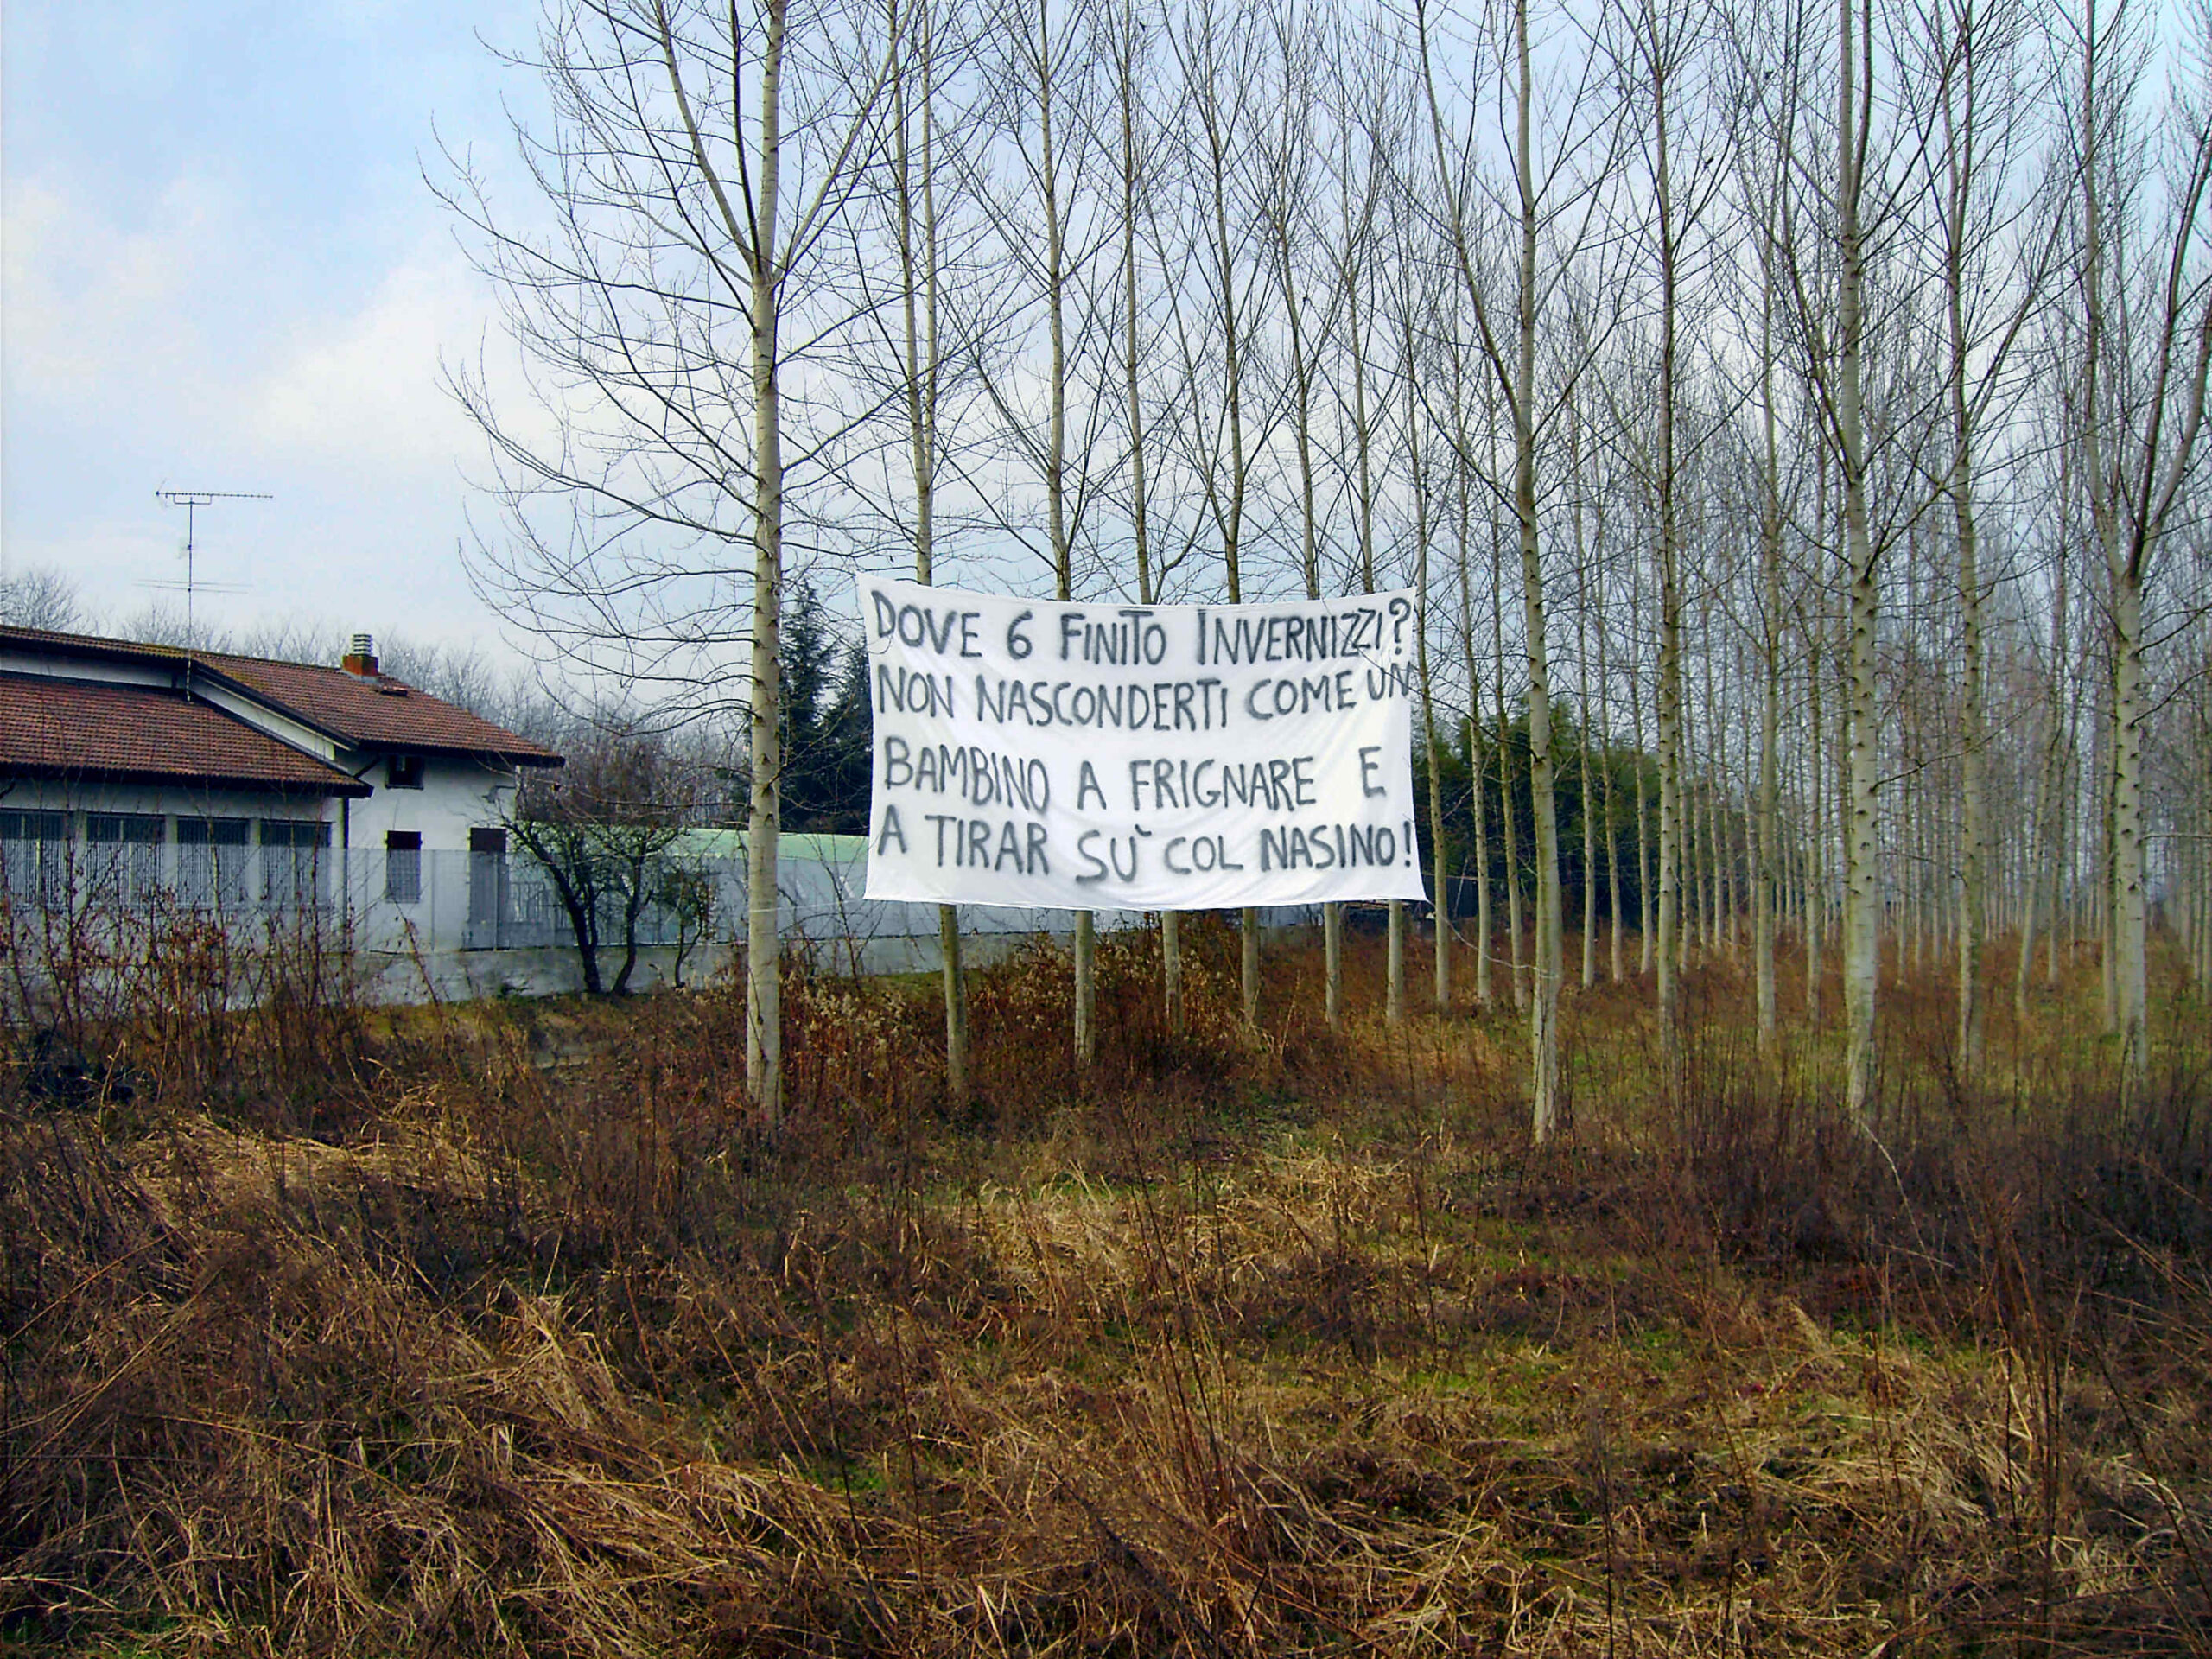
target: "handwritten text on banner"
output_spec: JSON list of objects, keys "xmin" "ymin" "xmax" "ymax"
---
[{"xmin": 858, "ymin": 578, "xmax": 1427, "ymax": 910}]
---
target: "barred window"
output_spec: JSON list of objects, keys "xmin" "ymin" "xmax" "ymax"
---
[
  {"xmin": 261, "ymin": 819, "xmax": 332, "ymax": 912},
  {"xmin": 176, "ymin": 817, "xmax": 251, "ymax": 911},
  {"xmin": 0, "ymin": 810, "xmax": 70, "ymax": 907},
  {"xmin": 86, "ymin": 814, "xmax": 165, "ymax": 907},
  {"xmin": 385, "ymin": 830, "xmax": 423, "ymax": 906}
]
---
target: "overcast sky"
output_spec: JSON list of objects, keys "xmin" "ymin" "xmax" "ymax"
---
[{"xmin": 3, "ymin": 1, "xmax": 552, "ymax": 660}]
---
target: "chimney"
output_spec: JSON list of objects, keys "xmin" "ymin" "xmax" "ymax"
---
[{"xmin": 341, "ymin": 632, "xmax": 378, "ymax": 678}]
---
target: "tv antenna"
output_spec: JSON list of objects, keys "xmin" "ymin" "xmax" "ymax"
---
[{"xmin": 154, "ymin": 488, "xmax": 270, "ymax": 632}]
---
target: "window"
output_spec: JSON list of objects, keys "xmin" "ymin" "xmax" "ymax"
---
[
  {"xmin": 86, "ymin": 814, "xmax": 165, "ymax": 907},
  {"xmin": 385, "ymin": 754, "xmax": 424, "ymax": 790},
  {"xmin": 0, "ymin": 810, "xmax": 69, "ymax": 907},
  {"xmin": 261, "ymin": 818, "xmax": 332, "ymax": 912},
  {"xmin": 176, "ymin": 817, "xmax": 251, "ymax": 911},
  {"xmin": 385, "ymin": 830, "xmax": 423, "ymax": 906}
]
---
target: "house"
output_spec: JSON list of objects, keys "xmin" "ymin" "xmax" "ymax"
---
[
  {"xmin": 0, "ymin": 621, "xmax": 1136, "ymax": 1001},
  {"xmin": 0, "ymin": 624, "xmax": 562, "ymax": 983}
]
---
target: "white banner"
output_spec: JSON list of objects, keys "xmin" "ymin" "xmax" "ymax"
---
[{"xmin": 858, "ymin": 578, "xmax": 1427, "ymax": 910}]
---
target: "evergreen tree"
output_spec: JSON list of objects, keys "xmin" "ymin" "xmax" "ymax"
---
[{"xmin": 778, "ymin": 582, "xmax": 871, "ymax": 834}]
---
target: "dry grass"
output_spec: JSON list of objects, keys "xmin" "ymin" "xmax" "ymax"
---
[{"xmin": 3, "ymin": 921, "xmax": 2209, "ymax": 1655}]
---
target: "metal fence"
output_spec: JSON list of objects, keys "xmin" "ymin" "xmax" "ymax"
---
[
  {"xmin": 339, "ymin": 847, "xmax": 1144, "ymax": 958},
  {"xmin": 0, "ymin": 828, "xmax": 1326, "ymax": 1003}
]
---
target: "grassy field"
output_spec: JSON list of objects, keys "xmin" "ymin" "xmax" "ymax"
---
[{"xmin": 3, "ymin": 922, "xmax": 2209, "ymax": 1655}]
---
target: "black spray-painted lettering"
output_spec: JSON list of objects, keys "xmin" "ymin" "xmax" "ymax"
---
[
  {"xmin": 1162, "ymin": 835, "xmax": 1247, "ymax": 874},
  {"xmin": 1077, "ymin": 761, "xmax": 1107, "ymax": 810},
  {"xmin": 875, "ymin": 804, "xmax": 908, "ymax": 855},
  {"xmin": 971, "ymin": 677, "xmax": 1230, "ymax": 732},
  {"xmin": 1196, "ymin": 607, "xmax": 1384, "ymax": 667},
  {"xmin": 876, "ymin": 664, "xmax": 955, "ymax": 718},
  {"xmin": 1256, "ymin": 823, "xmax": 1403, "ymax": 872},
  {"xmin": 871, "ymin": 591, "xmax": 983, "ymax": 657},
  {"xmin": 1243, "ymin": 671, "xmax": 1357, "ymax": 721},
  {"xmin": 1126, "ymin": 754, "xmax": 1315, "ymax": 813},
  {"xmin": 1058, "ymin": 607, "xmax": 1169, "ymax": 666},
  {"xmin": 881, "ymin": 736, "xmax": 1051, "ymax": 812},
  {"xmin": 924, "ymin": 814, "xmax": 1051, "ymax": 875},
  {"xmin": 1074, "ymin": 826, "xmax": 1150, "ymax": 884},
  {"xmin": 1364, "ymin": 661, "xmax": 1418, "ymax": 700}
]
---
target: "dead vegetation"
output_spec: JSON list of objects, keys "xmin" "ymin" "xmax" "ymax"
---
[{"xmin": 3, "ymin": 923, "xmax": 2209, "ymax": 1656}]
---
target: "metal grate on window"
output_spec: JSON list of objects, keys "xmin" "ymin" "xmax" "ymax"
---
[
  {"xmin": 86, "ymin": 814, "xmax": 166, "ymax": 907},
  {"xmin": 261, "ymin": 819, "xmax": 332, "ymax": 912},
  {"xmin": 0, "ymin": 810, "xmax": 70, "ymax": 905},
  {"xmin": 177, "ymin": 817, "xmax": 251, "ymax": 911},
  {"xmin": 385, "ymin": 830, "xmax": 423, "ymax": 906}
]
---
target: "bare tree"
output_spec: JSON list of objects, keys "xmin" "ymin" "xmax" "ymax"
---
[
  {"xmin": 1916, "ymin": 0, "xmax": 2056, "ymax": 1078},
  {"xmin": 969, "ymin": 0, "xmax": 1118, "ymax": 1065},
  {"xmin": 1421, "ymin": 0, "xmax": 1620, "ymax": 1139},
  {"xmin": 0, "ymin": 568, "xmax": 86, "ymax": 633},
  {"xmin": 442, "ymin": 0, "xmax": 901, "ymax": 1125},
  {"xmin": 888, "ymin": 0, "xmax": 974, "ymax": 1100},
  {"xmin": 2067, "ymin": 0, "xmax": 2212, "ymax": 1082},
  {"xmin": 506, "ymin": 720, "xmax": 700, "ymax": 996}
]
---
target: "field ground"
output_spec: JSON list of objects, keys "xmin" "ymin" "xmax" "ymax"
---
[{"xmin": 3, "ymin": 924, "xmax": 2209, "ymax": 1655}]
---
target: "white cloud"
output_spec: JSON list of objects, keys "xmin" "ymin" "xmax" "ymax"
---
[
  {"xmin": 245, "ymin": 239, "xmax": 486, "ymax": 474},
  {"xmin": 2, "ymin": 169, "xmax": 236, "ymax": 407}
]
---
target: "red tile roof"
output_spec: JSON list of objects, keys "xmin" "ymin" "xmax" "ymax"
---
[
  {"xmin": 195, "ymin": 650, "xmax": 562, "ymax": 763},
  {"xmin": 0, "ymin": 673, "xmax": 372, "ymax": 796},
  {"xmin": 0, "ymin": 626, "xmax": 561, "ymax": 766}
]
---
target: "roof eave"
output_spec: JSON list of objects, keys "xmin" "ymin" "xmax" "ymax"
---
[
  {"xmin": 0, "ymin": 763, "xmax": 373, "ymax": 799},
  {"xmin": 344, "ymin": 741, "xmax": 564, "ymax": 768}
]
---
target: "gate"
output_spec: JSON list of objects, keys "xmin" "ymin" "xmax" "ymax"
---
[{"xmin": 465, "ymin": 827, "xmax": 509, "ymax": 949}]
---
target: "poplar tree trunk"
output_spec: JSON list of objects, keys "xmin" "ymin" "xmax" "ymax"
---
[
  {"xmin": 1190, "ymin": 16, "xmax": 1262, "ymax": 1038},
  {"xmin": 1408, "ymin": 312, "xmax": 1446, "ymax": 1014},
  {"xmin": 1756, "ymin": 528, "xmax": 1782, "ymax": 1044},
  {"xmin": 2018, "ymin": 531, "xmax": 2068, "ymax": 1022},
  {"xmin": 1835, "ymin": 0, "xmax": 1882, "ymax": 1126},
  {"xmin": 1755, "ymin": 235, "xmax": 1783, "ymax": 1046},
  {"xmin": 1418, "ymin": 524, "xmax": 1451, "ymax": 1013},
  {"xmin": 1573, "ymin": 408, "xmax": 1596, "ymax": 993},
  {"xmin": 895, "ymin": 7, "xmax": 967, "ymax": 1102},
  {"xmin": 2073, "ymin": 12, "xmax": 2212, "ymax": 1084},
  {"xmin": 1458, "ymin": 454, "xmax": 1495, "ymax": 1007},
  {"xmin": 1120, "ymin": 0, "xmax": 1178, "ymax": 1038},
  {"xmin": 1510, "ymin": 0, "xmax": 1565, "ymax": 1141},
  {"xmin": 1495, "ymin": 531, "xmax": 1526, "ymax": 1014},
  {"xmin": 743, "ymin": 0, "xmax": 789, "ymax": 1128},
  {"xmin": 1599, "ymin": 601, "xmax": 1624, "ymax": 982},
  {"xmin": 1337, "ymin": 210, "xmax": 1382, "ymax": 1034},
  {"xmin": 1806, "ymin": 602, "xmax": 1827, "ymax": 1025},
  {"xmin": 1651, "ymin": 55, "xmax": 1686, "ymax": 1093},
  {"xmin": 2110, "ymin": 571, "xmax": 2149, "ymax": 1074},
  {"xmin": 1935, "ymin": 43, "xmax": 1989, "ymax": 1075},
  {"xmin": 1949, "ymin": 334, "xmax": 1988, "ymax": 1075},
  {"xmin": 1417, "ymin": 0, "xmax": 1567, "ymax": 1133},
  {"xmin": 1631, "ymin": 650, "xmax": 1654, "ymax": 977},
  {"xmin": 1031, "ymin": 3, "xmax": 1091, "ymax": 1067}
]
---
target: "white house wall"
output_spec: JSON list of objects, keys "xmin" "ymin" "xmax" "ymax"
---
[{"xmin": 335, "ymin": 749, "xmax": 519, "ymax": 855}]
